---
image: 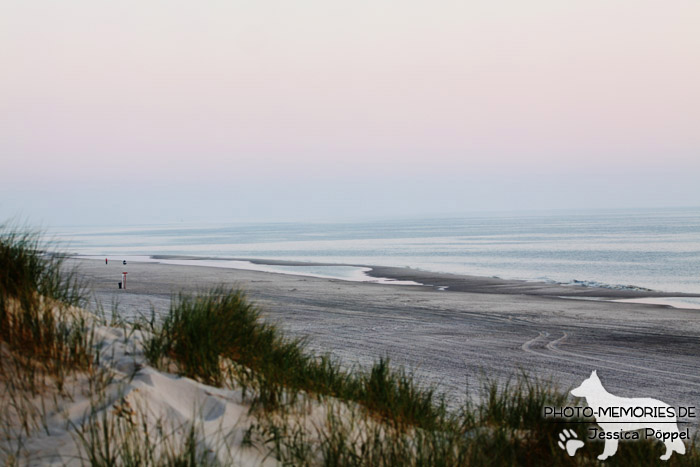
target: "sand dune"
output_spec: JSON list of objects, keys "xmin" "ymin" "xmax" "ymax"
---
[{"xmin": 1, "ymin": 315, "xmax": 273, "ymax": 465}]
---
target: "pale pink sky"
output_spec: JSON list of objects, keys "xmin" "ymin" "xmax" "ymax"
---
[{"xmin": 1, "ymin": 1, "xmax": 699, "ymax": 224}]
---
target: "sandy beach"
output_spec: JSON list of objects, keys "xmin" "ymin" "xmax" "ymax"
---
[{"xmin": 71, "ymin": 258, "xmax": 700, "ymax": 422}]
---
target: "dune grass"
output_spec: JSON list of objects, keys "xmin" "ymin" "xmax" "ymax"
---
[
  {"xmin": 249, "ymin": 377, "xmax": 574, "ymax": 466},
  {"xmin": 0, "ymin": 226, "xmax": 85, "ymax": 306},
  {"xmin": 0, "ymin": 225, "xmax": 94, "ymax": 390},
  {"xmin": 249, "ymin": 375, "xmax": 700, "ymax": 467},
  {"xmin": 73, "ymin": 401, "xmax": 217, "ymax": 467},
  {"xmin": 0, "ymin": 225, "xmax": 102, "ymax": 464}
]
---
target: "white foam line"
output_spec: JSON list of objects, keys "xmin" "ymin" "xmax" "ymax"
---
[
  {"xmin": 558, "ymin": 295, "xmax": 700, "ymax": 311},
  {"xmin": 612, "ymin": 297, "xmax": 700, "ymax": 311}
]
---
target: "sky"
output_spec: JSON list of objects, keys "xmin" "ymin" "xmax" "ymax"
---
[{"xmin": 1, "ymin": 0, "xmax": 699, "ymax": 226}]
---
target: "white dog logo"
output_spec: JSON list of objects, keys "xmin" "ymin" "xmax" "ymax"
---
[{"xmin": 571, "ymin": 370, "xmax": 686, "ymax": 461}]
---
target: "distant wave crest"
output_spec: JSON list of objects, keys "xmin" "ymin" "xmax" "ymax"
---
[{"xmin": 565, "ymin": 279, "xmax": 654, "ymax": 292}]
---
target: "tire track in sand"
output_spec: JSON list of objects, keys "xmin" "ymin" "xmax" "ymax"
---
[{"xmin": 522, "ymin": 331, "xmax": 700, "ymax": 388}]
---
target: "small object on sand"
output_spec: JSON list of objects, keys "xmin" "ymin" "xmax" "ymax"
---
[
  {"xmin": 123, "ymin": 260, "xmax": 127, "ymax": 265},
  {"xmin": 118, "ymin": 281, "xmax": 122, "ymax": 289}
]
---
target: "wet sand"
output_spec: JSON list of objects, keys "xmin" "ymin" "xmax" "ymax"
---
[{"xmin": 70, "ymin": 258, "xmax": 700, "ymax": 424}]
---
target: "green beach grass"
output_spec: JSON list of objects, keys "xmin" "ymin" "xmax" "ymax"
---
[{"xmin": 0, "ymin": 225, "xmax": 94, "ymax": 392}]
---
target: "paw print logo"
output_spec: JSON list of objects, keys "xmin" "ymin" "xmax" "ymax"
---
[{"xmin": 558, "ymin": 429, "xmax": 584, "ymax": 456}]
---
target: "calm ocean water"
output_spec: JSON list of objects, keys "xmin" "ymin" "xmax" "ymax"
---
[{"xmin": 52, "ymin": 208, "xmax": 700, "ymax": 294}]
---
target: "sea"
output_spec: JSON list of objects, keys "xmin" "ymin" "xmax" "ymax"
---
[{"xmin": 51, "ymin": 207, "xmax": 700, "ymax": 295}]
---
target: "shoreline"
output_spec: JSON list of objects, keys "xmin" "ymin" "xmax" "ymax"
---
[{"xmin": 79, "ymin": 253, "xmax": 700, "ymax": 301}]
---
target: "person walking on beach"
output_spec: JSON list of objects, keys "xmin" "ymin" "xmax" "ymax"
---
[{"xmin": 105, "ymin": 258, "xmax": 108, "ymax": 265}]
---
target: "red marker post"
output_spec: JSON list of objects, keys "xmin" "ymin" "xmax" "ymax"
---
[{"xmin": 122, "ymin": 272, "xmax": 128, "ymax": 290}]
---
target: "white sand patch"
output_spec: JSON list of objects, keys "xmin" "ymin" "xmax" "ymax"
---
[{"xmin": 0, "ymin": 321, "xmax": 274, "ymax": 466}]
